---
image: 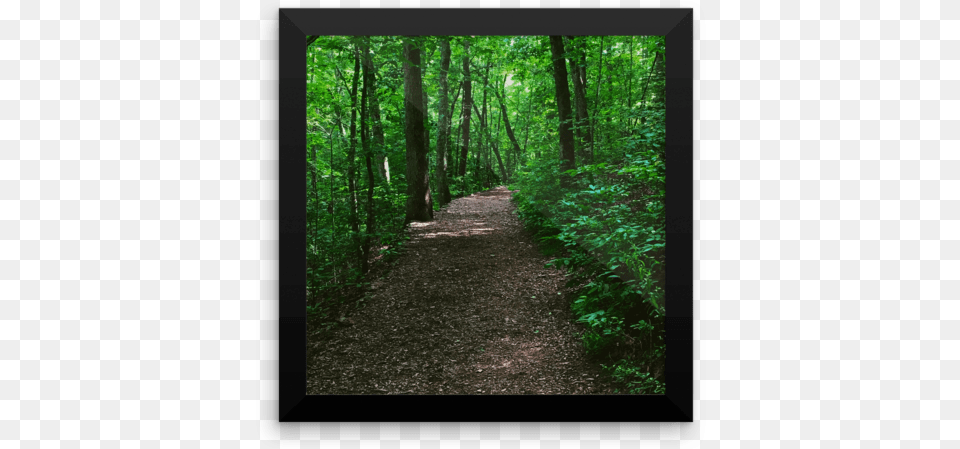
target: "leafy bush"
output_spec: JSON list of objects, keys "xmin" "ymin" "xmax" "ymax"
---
[
  {"xmin": 511, "ymin": 137, "xmax": 666, "ymax": 394},
  {"xmin": 603, "ymin": 358, "xmax": 666, "ymax": 395}
]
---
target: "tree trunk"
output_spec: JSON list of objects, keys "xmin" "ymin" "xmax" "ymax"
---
[
  {"xmin": 474, "ymin": 100, "xmax": 507, "ymax": 184},
  {"xmin": 627, "ymin": 36, "xmax": 634, "ymax": 131},
  {"xmin": 491, "ymin": 142, "xmax": 506, "ymax": 185},
  {"xmin": 435, "ymin": 38, "xmax": 453, "ymax": 205},
  {"xmin": 403, "ymin": 39, "xmax": 433, "ymax": 222},
  {"xmin": 593, "ymin": 36, "xmax": 604, "ymax": 157},
  {"xmin": 495, "ymin": 81, "xmax": 522, "ymax": 172},
  {"xmin": 457, "ymin": 41, "xmax": 472, "ymax": 178},
  {"xmin": 522, "ymin": 85, "xmax": 532, "ymax": 154},
  {"xmin": 310, "ymin": 143, "xmax": 319, "ymax": 261},
  {"xmin": 549, "ymin": 36, "xmax": 577, "ymax": 187},
  {"xmin": 566, "ymin": 36, "xmax": 593, "ymax": 165},
  {"xmin": 365, "ymin": 52, "xmax": 389, "ymax": 184},
  {"xmin": 360, "ymin": 38, "xmax": 378, "ymax": 275},
  {"xmin": 481, "ymin": 63, "xmax": 489, "ymax": 143},
  {"xmin": 635, "ymin": 50, "xmax": 661, "ymax": 130},
  {"xmin": 422, "ymin": 68, "xmax": 430, "ymax": 160},
  {"xmin": 328, "ymin": 126, "xmax": 335, "ymax": 284},
  {"xmin": 347, "ymin": 45, "xmax": 362, "ymax": 274},
  {"xmin": 564, "ymin": 37, "xmax": 581, "ymax": 147}
]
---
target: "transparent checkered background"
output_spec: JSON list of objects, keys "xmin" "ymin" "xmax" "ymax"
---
[{"xmin": 3, "ymin": 0, "xmax": 955, "ymax": 445}]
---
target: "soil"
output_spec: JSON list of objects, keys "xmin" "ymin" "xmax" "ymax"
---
[{"xmin": 306, "ymin": 186, "xmax": 617, "ymax": 395}]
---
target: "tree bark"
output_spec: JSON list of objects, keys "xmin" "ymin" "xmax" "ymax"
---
[
  {"xmin": 310, "ymin": 143, "xmax": 319, "ymax": 257},
  {"xmin": 593, "ymin": 36, "xmax": 604, "ymax": 156},
  {"xmin": 457, "ymin": 41, "xmax": 472, "ymax": 178},
  {"xmin": 472, "ymin": 102, "xmax": 507, "ymax": 184},
  {"xmin": 360, "ymin": 38, "xmax": 377, "ymax": 275},
  {"xmin": 566, "ymin": 36, "xmax": 593, "ymax": 165},
  {"xmin": 549, "ymin": 36, "xmax": 576, "ymax": 187},
  {"xmin": 403, "ymin": 39, "xmax": 433, "ymax": 222},
  {"xmin": 435, "ymin": 38, "xmax": 453, "ymax": 205},
  {"xmin": 422, "ymin": 65, "xmax": 430, "ymax": 159},
  {"xmin": 347, "ymin": 45, "xmax": 362, "ymax": 273},
  {"xmin": 494, "ymin": 85, "xmax": 520, "ymax": 181},
  {"xmin": 361, "ymin": 43, "xmax": 389, "ymax": 184},
  {"xmin": 635, "ymin": 50, "xmax": 661, "ymax": 130}
]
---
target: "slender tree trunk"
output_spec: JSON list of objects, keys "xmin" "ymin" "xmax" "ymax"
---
[
  {"xmin": 491, "ymin": 139, "xmax": 506, "ymax": 185},
  {"xmin": 363, "ymin": 48, "xmax": 389, "ymax": 184},
  {"xmin": 564, "ymin": 37, "xmax": 581, "ymax": 148},
  {"xmin": 403, "ymin": 39, "xmax": 433, "ymax": 222},
  {"xmin": 635, "ymin": 50, "xmax": 661, "ymax": 130},
  {"xmin": 576, "ymin": 38, "xmax": 593, "ymax": 164},
  {"xmin": 310, "ymin": 140, "xmax": 319, "ymax": 283},
  {"xmin": 457, "ymin": 41, "xmax": 472, "ymax": 178},
  {"xmin": 481, "ymin": 63, "xmax": 489, "ymax": 140},
  {"xmin": 347, "ymin": 45, "xmax": 362, "ymax": 274},
  {"xmin": 472, "ymin": 62, "xmax": 490, "ymax": 188},
  {"xmin": 522, "ymin": 85, "xmax": 532, "ymax": 154},
  {"xmin": 566, "ymin": 36, "xmax": 593, "ymax": 165},
  {"xmin": 473, "ymin": 101, "xmax": 507, "ymax": 184},
  {"xmin": 422, "ymin": 66, "xmax": 430, "ymax": 160},
  {"xmin": 451, "ymin": 81, "xmax": 462, "ymax": 119},
  {"xmin": 373, "ymin": 101, "xmax": 390, "ymax": 183},
  {"xmin": 328, "ymin": 128, "xmax": 336, "ymax": 284},
  {"xmin": 360, "ymin": 38, "xmax": 378, "ymax": 275},
  {"xmin": 593, "ymin": 36, "xmax": 604, "ymax": 156},
  {"xmin": 627, "ymin": 36, "xmax": 634, "ymax": 132},
  {"xmin": 549, "ymin": 36, "xmax": 577, "ymax": 188},
  {"xmin": 494, "ymin": 85, "xmax": 520, "ymax": 182},
  {"xmin": 435, "ymin": 38, "xmax": 453, "ymax": 205}
]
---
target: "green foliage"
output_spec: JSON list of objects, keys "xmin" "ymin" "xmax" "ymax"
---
[
  {"xmin": 603, "ymin": 358, "xmax": 666, "ymax": 395},
  {"xmin": 510, "ymin": 68, "xmax": 667, "ymax": 392}
]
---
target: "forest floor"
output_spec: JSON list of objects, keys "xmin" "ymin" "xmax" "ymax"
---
[{"xmin": 306, "ymin": 186, "xmax": 617, "ymax": 395}]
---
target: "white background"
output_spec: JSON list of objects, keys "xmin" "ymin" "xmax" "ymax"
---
[{"xmin": 5, "ymin": 0, "xmax": 954, "ymax": 445}]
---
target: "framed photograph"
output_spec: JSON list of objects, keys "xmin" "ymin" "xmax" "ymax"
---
[{"xmin": 279, "ymin": 8, "xmax": 692, "ymax": 421}]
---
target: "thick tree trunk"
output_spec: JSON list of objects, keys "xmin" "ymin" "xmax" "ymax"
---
[
  {"xmin": 457, "ymin": 41, "xmax": 472, "ymax": 178},
  {"xmin": 347, "ymin": 45, "xmax": 362, "ymax": 272},
  {"xmin": 403, "ymin": 40, "xmax": 433, "ymax": 222},
  {"xmin": 549, "ymin": 36, "xmax": 577, "ymax": 187},
  {"xmin": 435, "ymin": 38, "xmax": 453, "ymax": 205}
]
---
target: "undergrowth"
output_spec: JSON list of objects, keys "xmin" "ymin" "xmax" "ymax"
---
[{"xmin": 510, "ymin": 144, "xmax": 667, "ymax": 395}]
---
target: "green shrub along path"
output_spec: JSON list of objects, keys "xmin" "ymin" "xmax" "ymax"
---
[{"xmin": 307, "ymin": 187, "xmax": 616, "ymax": 395}]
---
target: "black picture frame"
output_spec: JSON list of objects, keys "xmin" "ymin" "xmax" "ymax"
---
[{"xmin": 279, "ymin": 8, "xmax": 693, "ymax": 422}]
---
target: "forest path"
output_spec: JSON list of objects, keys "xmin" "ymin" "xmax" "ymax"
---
[{"xmin": 307, "ymin": 186, "xmax": 614, "ymax": 395}]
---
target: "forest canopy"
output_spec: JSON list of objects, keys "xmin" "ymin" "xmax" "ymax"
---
[{"xmin": 306, "ymin": 35, "xmax": 666, "ymax": 393}]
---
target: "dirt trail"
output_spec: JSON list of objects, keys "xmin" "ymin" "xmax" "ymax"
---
[{"xmin": 307, "ymin": 186, "xmax": 614, "ymax": 395}]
